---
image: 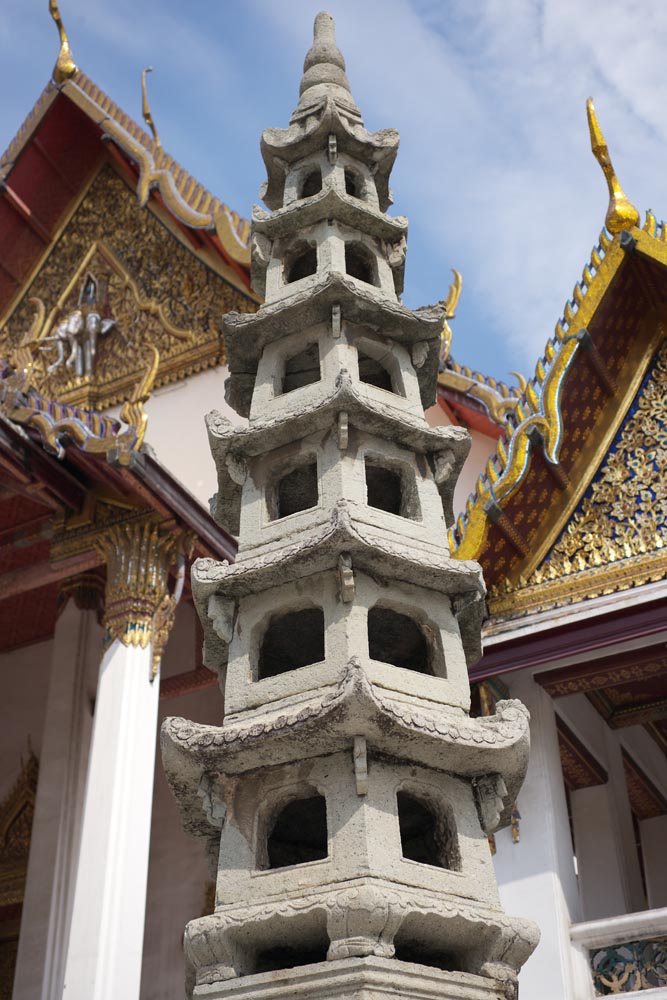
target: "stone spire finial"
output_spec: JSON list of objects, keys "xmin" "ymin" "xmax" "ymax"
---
[{"xmin": 297, "ymin": 12, "xmax": 358, "ymax": 112}]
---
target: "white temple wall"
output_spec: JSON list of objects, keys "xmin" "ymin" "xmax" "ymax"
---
[
  {"xmin": 142, "ymin": 366, "xmax": 244, "ymax": 510},
  {"xmin": 139, "ymin": 601, "xmax": 223, "ymax": 1000},
  {"xmin": 14, "ymin": 602, "xmax": 101, "ymax": 1000},
  {"xmin": 492, "ymin": 671, "xmax": 581, "ymax": 1000},
  {"xmin": 556, "ymin": 693, "xmax": 646, "ymax": 916},
  {"xmin": 639, "ymin": 815, "xmax": 667, "ymax": 907}
]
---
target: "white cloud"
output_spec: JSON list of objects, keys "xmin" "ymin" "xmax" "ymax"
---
[
  {"xmin": 2, "ymin": 0, "xmax": 666, "ymax": 378},
  {"xmin": 252, "ymin": 0, "xmax": 667, "ymax": 374}
]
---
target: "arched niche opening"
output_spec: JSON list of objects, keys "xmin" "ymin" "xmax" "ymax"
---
[
  {"xmin": 344, "ymin": 167, "xmax": 363, "ymax": 199},
  {"xmin": 397, "ymin": 791, "xmax": 460, "ymax": 870},
  {"xmin": 269, "ymin": 460, "xmax": 319, "ymax": 520},
  {"xmin": 358, "ymin": 350, "xmax": 395, "ymax": 393},
  {"xmin": 285, "ymin": 243, "xmax": 317, "ymax": 284},
  {"xmin": 279, "ymin": 342, "xmax": 321, "ymax": 395},
  {"xmin": 258, "ymin": 607, "xmax": 325, "ymax": 679},
  {"xmin": 266, "ymin": 793, "xmax": 328, "ymax": 869},
  {"xmin": 345, "ymin": 242, "xmax": 376, "ymax": 285},
  {"xmin": 364, "ymin": 459, "xmax": 420, "ymax": 519},
  {"xmin": 300, "ymin": 167, "xmax": 322, "ymax": 199},
  {"xmin": 367, "ymin": 606, "xmax": 432, "ymax": 674}
]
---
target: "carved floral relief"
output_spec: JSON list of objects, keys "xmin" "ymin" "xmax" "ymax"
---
[{"xmin": 1, "ymin": 166, "xmax": 255, "ymax": 411}]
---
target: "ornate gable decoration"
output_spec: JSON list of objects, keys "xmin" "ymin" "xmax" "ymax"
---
[
  {"xmin": 489, "ymin": 339, "xmax": 667, "ymax": 617},
  {"xmin": 1, "ymin": 167, "xmax": 255, "ymax": 412},
  {"xmin": 0, "ymin": 752, "xmax": 39, "ymax": 908}
]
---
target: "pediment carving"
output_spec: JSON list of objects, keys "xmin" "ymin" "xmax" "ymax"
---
[
  {"xmin": 0, "ymin": 751, "xmax": 38, "ymax": 908},
  {"xmin": 1, "ymin": 167, "xmax": 255, "ymax": 412},
  {"xmin": 489, "ymin": 338, "xmax": 667, "ymax": 616}
]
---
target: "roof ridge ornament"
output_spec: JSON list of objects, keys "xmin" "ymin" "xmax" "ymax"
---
[
  {"xmin": 296, "ymin": 12, "xmax": 358, "ymax": 114},
  {"xmin": 49, "ymin": 0, "xmax": 77, "ymax": 84},
  {"xmin": 141, "ymin": 67, "xmax": 162, "ymax": 149},
  {"xmin": 586, "ymin": 97, "xmax": 639, "ymax": 235}
]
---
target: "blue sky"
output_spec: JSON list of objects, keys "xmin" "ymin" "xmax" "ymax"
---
[{"xmin": 2, "ymin": 0, "xmax": 667, "ymax": 381}]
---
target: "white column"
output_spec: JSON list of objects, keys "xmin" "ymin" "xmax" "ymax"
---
[
  {"xmin": 492, "ymin": 673, "xmax": 583, "ymax": 1000},
  {"xmin": 62, "ymin": 639, "xmax": 160, "ymax": 999},
  {"xmin": 640, "ymin": 815, "xmax": 667, "ymax": 908},
  {"xmin": 13, "ymin": 600, "xmax": 101, "ymax": 1000},
  {"xmin": 604, "ymin": 728, "xmax": 646, "ymax": 915},
  {"xmin": 571, "ymin": 783, "xmax": 627, "ymax": 920},
  {"xmin": 62, "ymin": 518, "xmax": 183, "ymax": 1000}
]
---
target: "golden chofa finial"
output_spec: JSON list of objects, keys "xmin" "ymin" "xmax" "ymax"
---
[
  {"xmin": 441, "ymin": 268, "xmax": 462, "ymax": 362},
  {"xmin": 49, "ymin": 0, "xmax": 77, "ymax": 84},
  {"xmin": 141, "ymin": 67, "xmax": 161, "ymax": 149},
  {"xmin": 587, "ymin": 97, "xmax": 639, "ymax": 235}
]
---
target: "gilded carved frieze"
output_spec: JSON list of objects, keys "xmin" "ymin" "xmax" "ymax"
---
[
  {"xmin": 489, "ymin": 338, "xmax": 667, "ymax": 617},
  {"xmin": 0, "ymin": 751, "xmax": 38, "ymax": 908},
  {"xmin": 1, "ymin": 166, "xmax": 255, "ymax": 410}
]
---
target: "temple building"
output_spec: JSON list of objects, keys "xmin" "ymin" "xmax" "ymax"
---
[{"xmin": 0, "ymin": 6, "xmax": 665, "ymax": 1000}]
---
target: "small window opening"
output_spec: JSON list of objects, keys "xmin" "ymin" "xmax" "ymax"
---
[
  {"xmin": 273, "ymin": 462, "xmax": 318, "ymax": 519},
  {"xmin": 368, "ymin": 606, "xmax": 431, "ymax": 674},
  {"xmin": 300, "ymin": 168, "xmax": 322, "ymax": 199},
  {"xmin": 345, "ymin": 243, "xmax": 375, "ymax": 285},
  {"xmin": 344, "ymin": 168, "xmax": 362, "ymax": 198},
  {"xmin": 280, "ymin": 343, "xmax": 321, "ymax": 394},
  {"xmin": 258, "ymin": 608, "xmax": 325, "ymax": 679},
  {"xmin": 286, "ymin": 245, "xmax": 317, "ymax": 284},
  {"xmin": 358, "ymin": 350, "xmax": 394, "ymax": 393},
  {"xmin": 397, "ymin": 791, "xmax": 460, "ymax": 870},
  {"xmin": 267, "ymin": 795, "xmax": 328, "ymax": 869},
  {"xmin": 366, "ymin": 463, "xmax": 402, "ymax": 515}
]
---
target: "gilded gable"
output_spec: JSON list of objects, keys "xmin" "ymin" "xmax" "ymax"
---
[
  {"xmin": 1, "ymin": 166, "xmax": 255, "ymax": 411},
  {"xmin": 489, "ymin": 338, "xmax": 667, "ymax": 618}
]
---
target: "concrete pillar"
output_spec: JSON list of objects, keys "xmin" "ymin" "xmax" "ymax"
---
[
  {"xmin": 604, "ymin": 727, "xmax": 646, "ymax": 915},
  {"xmin": 62, "ymin": 639, "xmax": 159, "ymax": 999},
  {"xmin": 492, "ymin": 674, "xmax": 582, "ymax": 1000},
  {"xmin": 13, "ymin": 599, "xmax": 101, "ymax": 1000},
  {"xmin": 62, "ymin": 518, "xmax": 185, "ymax": 1000},
  {"xmin": 571, "ymin": 783, "xmax": 627, "ymax": 920},
  {"xmin": 640, "ymin": 815, "xmax": 667, "ymax": 908}
]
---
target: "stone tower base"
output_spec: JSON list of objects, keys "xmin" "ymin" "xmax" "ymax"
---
[{"xmin": 193, "ymin": 956, "xmax": 508, "ymax": 1000}]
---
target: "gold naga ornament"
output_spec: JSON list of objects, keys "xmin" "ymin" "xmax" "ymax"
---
[
  {"xmin": 586, "ymin": 97, "xmax": 639, "ymax": 235},
  {"xmin": 141, "ymin": 67, "xmax": 161, "ymax": 149},
  {"xmin": 439, "ymin": 268, "xmax": 462, "ymax": 364},
  {"xmin": 0, "ymin": 296, "xmax": 160, "ymax": 462},
  {"xmin": 49, "ymin": 0, "xmax": 77, "ymax": 84}
]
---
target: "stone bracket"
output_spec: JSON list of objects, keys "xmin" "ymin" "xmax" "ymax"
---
[
  {"xmin": 337, "ymin": 552, "xmax": 355, "ymax": 601},
  {"xmin": 337, "ymin": 411, "xmax": 349, "ymax": 450},
  {"xmin": 473, "ymin": 773, "xmax": 508, "ymax": 834},
  {"xmin": 412, "ymin": 340, "xmax": 429, "ymax": 369},
  {"xmin": 353, "ymin": 735, "xmax": 368, "ymax": 795},
  {"xmin": 331, "ymin": 302, "xmax": 341, "ymax": 337}
]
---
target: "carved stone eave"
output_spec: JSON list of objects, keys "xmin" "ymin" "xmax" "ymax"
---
[
  {"xmin": 184, "ymin": 935, "xmax": 537, "ymax": 1000},
  {"xmin": 193, "ymin": 500, "xmax": 483, "ymax": 598},
  {"xmin": 223, "ymin": 274, "xmax": 445, "ymax": 416},
  {"xmin": 251, "ymin": 190, "xmax": 408, "ymax": 299},
  {"xmin": 207, "ymin": 374, "xmax": 470, "ymax": 535},
  {"xmin": 161, "ymin": 660, "xmax": 530, "ymax": 840},
  {"xmin": 260, "ymin": 97, "xmax": 399, "ymax": 212},
  {"xmin": 253, "ymin": 188, "xmax": 407, "ymax": 243},
  {"xmin": 191, "ymin": 501, "xmax": 485, "ymax": 672}
]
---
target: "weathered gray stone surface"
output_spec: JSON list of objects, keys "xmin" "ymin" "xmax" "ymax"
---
[{"xmin": 162, "ymin": 11, "xmax": 538, "ymax": 1000}]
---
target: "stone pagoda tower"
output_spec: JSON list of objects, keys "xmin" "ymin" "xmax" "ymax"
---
[{"xmin": 162, "ymin": 13, "xmax": 539, "ymax": 1000}]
